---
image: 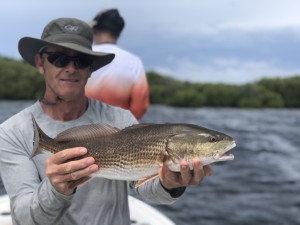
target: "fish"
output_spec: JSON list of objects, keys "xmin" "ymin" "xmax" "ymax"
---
[{"xmin": 32, "ymin": 118, "xmax": 236, "ymax": 183}]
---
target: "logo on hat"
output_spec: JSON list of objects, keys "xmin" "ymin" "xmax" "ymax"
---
[{"xmin": 63, "ymin": 25, "xmax": 81, "ymax": 33}]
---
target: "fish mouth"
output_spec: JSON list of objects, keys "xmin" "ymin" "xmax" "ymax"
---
[{"xmin": 216, "ymin": 142, "xmax": 236, "ymax": 161}]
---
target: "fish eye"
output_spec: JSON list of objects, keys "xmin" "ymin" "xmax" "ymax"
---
[{"xmin": 209, "ymin": 136, "xmax": 218, "ymax": 142}]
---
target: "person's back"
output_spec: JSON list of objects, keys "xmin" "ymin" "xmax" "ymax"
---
[{"xmin": 85, "ymin": 9, "xmax": 149, "ymax": 119}]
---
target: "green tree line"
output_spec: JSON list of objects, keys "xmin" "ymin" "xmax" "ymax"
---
[
  {"xmin": 0, "ymin": 56, "xmax": 44, "ymax": 99},
  {"xmin": 1, "ymin": 56, "xmax": 300, "ymax": 108},
  {"xmin": 147, "ymin": 71, "xmax": 300, "ymax": 108}
]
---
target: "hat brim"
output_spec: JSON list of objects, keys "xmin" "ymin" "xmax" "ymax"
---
[{"xmin": 18, "ymin": 37, "xmax": 115, "ymax": 72}]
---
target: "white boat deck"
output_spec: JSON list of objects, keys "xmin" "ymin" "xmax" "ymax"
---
[{"xmin": 0, "ymin": 195, "xmax": 175, "ymax": 225}]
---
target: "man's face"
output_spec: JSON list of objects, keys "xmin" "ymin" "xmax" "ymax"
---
[{"xmin": 37, "ymin": 46, "xmax": 92, "ymax": 102}]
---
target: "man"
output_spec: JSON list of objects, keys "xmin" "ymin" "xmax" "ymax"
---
[
  {"xmin": 85, "ymin": 9, "xmax": 149, "ymax": 119},
  {"xmin": 0, "ymin": 18, "xmax": 212, "ymax": 225}
]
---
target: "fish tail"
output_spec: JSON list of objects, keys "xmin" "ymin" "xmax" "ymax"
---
[{"xmin": 31, "ymin": 116, "xmax": 44, "ymax": 158}]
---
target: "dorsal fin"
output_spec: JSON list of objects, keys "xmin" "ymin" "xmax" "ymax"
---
[
  {"xmin": 55, "ymin": 124, "xmax": 120, "ymax": 142},
  {"xmin": 122, "ymin": 124, "xmax": 155, "ymax": 131}
]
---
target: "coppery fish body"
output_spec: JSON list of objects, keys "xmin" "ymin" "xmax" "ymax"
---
[{"xmin": 32, "ymin": 119, "xmax": 236, "ymax": 181}]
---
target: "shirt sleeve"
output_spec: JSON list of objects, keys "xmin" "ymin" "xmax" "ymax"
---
[
  {"xmin": 0, "ymin": 122, "xmax": 73, "ymax": 225},
  {"xmin": 130, "ymin": 178, "xmax": 185, "ymax": 205},
  {"xmin": 130, "ymin": 73, "xmax": 149, "ymax": 120}
]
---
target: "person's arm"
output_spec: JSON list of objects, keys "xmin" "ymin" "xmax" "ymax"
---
[
  {"xmin": 0, "ymin": 125, "xmax": 98, "ymax": 225},
  {"xmin": 129, "ymin": 74, "xmax": 149, "ymax": 119},
  {"xmin": 0, "ymin": 130, "xmax": 68, "ymax": 224}
]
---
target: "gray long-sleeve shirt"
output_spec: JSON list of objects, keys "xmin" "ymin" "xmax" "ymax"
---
[{"xmin": 0, "ymin": 99, "xmax": 179, "ymax": 225}]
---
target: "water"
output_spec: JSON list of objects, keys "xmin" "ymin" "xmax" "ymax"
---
[{"xmin": 1, "ymin": 101, "xmax": 300, "ymax": 225}]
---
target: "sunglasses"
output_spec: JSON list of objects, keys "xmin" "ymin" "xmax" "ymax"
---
[{"xmin": 41, "ymin": 51, "xmax": 94, "ymax": 69}]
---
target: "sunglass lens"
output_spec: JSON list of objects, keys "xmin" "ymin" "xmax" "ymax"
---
[
  {"xmin": 45, "ymin": 52, "xmax": 93, "ymax": 69},
  {"xmin": 47, "ymin": 53, "xmax": 70, "ymax": 68},
  {"xmin": 75, "ymin": 55, "xmax": 93, "ymax": 69}
]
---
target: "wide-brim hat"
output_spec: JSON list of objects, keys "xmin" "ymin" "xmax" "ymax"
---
[{"xmin": 18, "ymin": 17, "xmax": 115, "ymax": 72}]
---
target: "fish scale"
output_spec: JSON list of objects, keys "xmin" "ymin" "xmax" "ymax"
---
[{"xmin": 32, "ymin": 118, "xmax": 236, "ymax": 181}]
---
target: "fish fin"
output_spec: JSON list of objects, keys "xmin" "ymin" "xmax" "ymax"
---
[
  {"xmin": 55, "ymin": 124, "xmax": 120, "ymax": 142},
  {"xmin": 135, "ymin": 174, "xmax": 160, "ymax": 188},
  {"xmin": 122, "ymin": 124, "xmax": 155, "ymax": 131},
  {"xmin": 31, "ymin": 116, "xmax": 43, "ymax": 158}
]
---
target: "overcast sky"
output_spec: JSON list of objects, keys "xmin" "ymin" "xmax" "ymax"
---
[{"xmin": 1, "ymin": 0, "xmax": 300, "ymax": 84}]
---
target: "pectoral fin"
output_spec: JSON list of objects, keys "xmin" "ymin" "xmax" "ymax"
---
[{"xmin": 135, "ymin": 174, "xmax": 160, "ymax": 188}]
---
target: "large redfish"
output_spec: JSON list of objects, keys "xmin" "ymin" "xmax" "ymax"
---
[{"xmin": 32, "ymin": 118, "xmax": 236, "ymax": 182}]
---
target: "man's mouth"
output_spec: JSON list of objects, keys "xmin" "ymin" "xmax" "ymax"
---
[{"xmin": 60, "ymin": 78, "xmax": 79, "ymax": 83}]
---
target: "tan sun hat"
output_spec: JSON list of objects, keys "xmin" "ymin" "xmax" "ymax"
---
[{"xmin": 18, "ymin": 17, "xmax": 115, "ymax": 72}]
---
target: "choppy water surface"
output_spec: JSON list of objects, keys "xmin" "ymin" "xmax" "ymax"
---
[
  {"xmin": 140, "ymin": 105, "xmax": 300, "ymax": 225},
  {"xmin": 1, "ymin": 101, "xmax": 300, "ymax": 225}
]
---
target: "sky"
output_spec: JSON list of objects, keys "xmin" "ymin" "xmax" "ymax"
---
[{"xmin": 1, "ymin": 0, "xmax": 300, "ymax": 84}]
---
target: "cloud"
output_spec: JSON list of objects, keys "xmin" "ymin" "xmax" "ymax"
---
[
  {"xmin": 122, "ymin": 0, "xmax": 300, "ymax": 36},
  {"xmin": 134, "ymin": 25, "xmax": 300, "ymax": 84},
  {"xmin": 152, "ymin": 57, "xmax": 300, "ymax": 84},
  {"xmin": 1, "ymin": 0, "xmax": 300, "ymax": 84}
]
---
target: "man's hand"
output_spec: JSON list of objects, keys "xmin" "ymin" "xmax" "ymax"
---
[
  {"xmin": 159, "ymin": 158, "xmax": 212, "ymax": 190},
  {"xmin": 46, "ymin": 147, "xmax": 99, "ymax": 195}
]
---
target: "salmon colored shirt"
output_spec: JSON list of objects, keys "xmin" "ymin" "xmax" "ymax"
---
[{"xmin": 85, "ymin": 44, "xmax": 149, "ymax": 119}]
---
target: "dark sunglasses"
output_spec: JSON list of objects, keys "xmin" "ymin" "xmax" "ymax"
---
[{"xmin": 41, "ymin": 51, "xmax": 94, "ymax": 69}]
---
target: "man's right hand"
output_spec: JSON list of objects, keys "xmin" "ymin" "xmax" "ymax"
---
[{"xmin": 46, "ymin": 147, "xmax": 99, "ymax": 195}]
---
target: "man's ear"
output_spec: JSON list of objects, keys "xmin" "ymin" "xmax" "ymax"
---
[{"xmin": 35, "ymin": 54, "xmax": 44, "ymax": 75}]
